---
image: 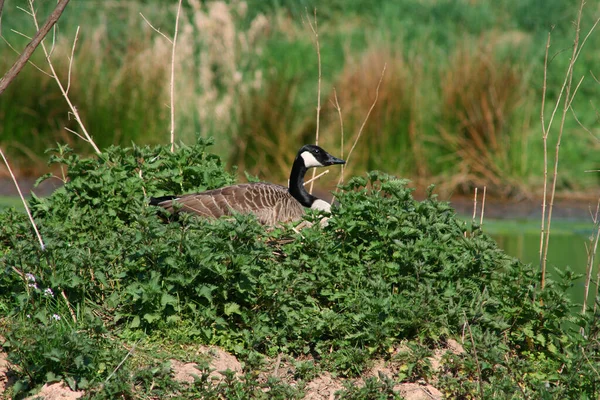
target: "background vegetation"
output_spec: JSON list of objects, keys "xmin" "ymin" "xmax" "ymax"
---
[{"xmin": 1, "ymin": 0, "xmax": 599, "ymax": 197}]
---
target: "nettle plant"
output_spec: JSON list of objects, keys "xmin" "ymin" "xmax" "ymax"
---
[{"xmin": 0, "ymin": 138, "xmax": 599, "ymax": 397}]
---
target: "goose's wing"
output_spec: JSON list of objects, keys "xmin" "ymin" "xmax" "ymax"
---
[{"xmin": 156, "ymin": 183, "xmax": 305, "ymax": 225}]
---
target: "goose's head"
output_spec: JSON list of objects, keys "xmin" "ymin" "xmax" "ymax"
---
[{"xmin": 297, "ymin": 144, "xmax": 346, "ymax": 169}]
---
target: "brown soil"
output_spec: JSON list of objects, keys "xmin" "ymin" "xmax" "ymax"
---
[{"xmin": 0, "ymin": 331, "xmax": 464, "ymax": 399}]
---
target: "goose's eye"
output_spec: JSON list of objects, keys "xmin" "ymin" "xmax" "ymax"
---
[{"xmin": 314, "ymin": 149, "xmax": 320, "ymax": 153}]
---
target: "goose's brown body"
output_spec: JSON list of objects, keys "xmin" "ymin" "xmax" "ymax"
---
[
  {"xmin": 155, "ymin": 182, "xmax": 305, "ymax": 225},
  {"xmin": 151, "ymin": 144, "xmax": 345, "ymax": 226}
]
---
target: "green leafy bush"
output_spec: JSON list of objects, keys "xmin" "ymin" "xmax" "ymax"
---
[{"xmin": 1, "ymin": 140, "xmax": 599, "ymax": 397}]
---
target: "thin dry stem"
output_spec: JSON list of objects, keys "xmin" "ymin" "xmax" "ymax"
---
[
  {"xmin": 540, "ymin": 31, "xmax": 551, "ymax": 284},
  {"xmin": 331, "ymin": 87, "xmax": 345, "ymax": 184},
  {"xmin": 305, "ymin": 8, "xmax": 322, "ymax": 194},
  {"xmin": 582, "ymin": 197, "xmax": 600, "ymax": 318},
  {"xmin": 1, "ymin": 36, "xmax": 52, "ymax": 77},
  {"xmin": 464, "ymin": 312, "xmax": 484, "ymax": 399},
  {"xmin": 541, "ymin": 0, "xmax": 586, "ymax": 288},
  {"xmin": 28, "ymin": 0, "xmax": 101, "ymax": 155},
  {"xmin": 0, "ymin": 147, "xmax": 45, "ymax": 251},
  {"xmin": 61, "ymin": 289, "xmax": 77, "ymax": 323},
  {"xmin": 66, "ymin": 26, "xmax": 80, "ymax": 94},
  {"xmin": 0, "ymin": 0, "xmax": 69, "ymax": 95},
  {"xmin": 140, "ymin": 12, "xmax": 173, "ymax": 44},
  {"xmin": 472, "ymin": 187, "xmax": 478, "ymax": 221},
  {"xmin": 338, "ymin": 63, "xmax": 387, "ymax": 186},
  {"xmin": 169, "ymin": 0, "xmax": 183, "ymax": 152},
  {"xmin": 480, "ymin": 186, "xmax": 487, "ymax": 226},
  {"xmin": 10, "ymin": 28, "xmax": 32, "ymax": 40},
  {"xmin": 304, "ymin": 169, "xmax": 329, "ymax": 186}
]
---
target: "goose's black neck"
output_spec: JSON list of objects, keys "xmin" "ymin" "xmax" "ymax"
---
[{"xmin": 288, "ymin": 156, "xmax": 316, "ymax": 208}]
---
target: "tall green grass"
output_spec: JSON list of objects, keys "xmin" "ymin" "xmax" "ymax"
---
[{"xmin": 1, "ymin": 0, "xmax": 598, "ymax": 195}]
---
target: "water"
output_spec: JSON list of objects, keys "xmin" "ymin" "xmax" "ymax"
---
[{"xmin": 483, "ymin": 218, "xmax": 596, "ymax": 306}]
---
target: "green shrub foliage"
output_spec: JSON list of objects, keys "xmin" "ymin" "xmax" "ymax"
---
[{"xmin": 1, "ymin": 140, "xmax": 598, "ymax": 397}]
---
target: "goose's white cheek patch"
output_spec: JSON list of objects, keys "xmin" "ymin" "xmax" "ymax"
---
[
  {"xmin": 311, "ymin": 199, "xmax": 331, "ymax": 212},
  {"xmin": 301, "ymin": 151, "xmax": 323, "ymax": 168}
]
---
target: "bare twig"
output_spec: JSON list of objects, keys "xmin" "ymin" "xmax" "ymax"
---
[
  {"xmin": 331, "ymin": 88, "xmax": 345, "ymax": 184},
  {"xmin": 0, "ymin": 0, "xmax": 70, "ymax": 96},
  {"xmin": 0, "ymin": 147, "xmax": 45, "ymax": 251},
  {"xmin": 539, "ymin": 31, "xmax": 551, "ymax": 284},
  {"xmin": 105, "ymin": 340, "xmax": 140, "ymax": 383},
  {"xmin": 1, "ymin": 36, "xmax": 52, "ymax": 77},
  {"xmin": 140, "ymin": 13, "xmax": 173, "ymax": 44},
  {"xmin": 304, "ymin": 169, "xmax": 329, "ymax": 186},
  {"xmin": 480, "ymin": 186, "xmax": 487, "ymax": 226},
  {"xmin": 541, "ymin": 0, "xmax": 587, "ymax": 289},
  {"xmin": 27, "ymin": 0, "xmax": 101, "ymax": 155},
  {"xmin": 582, "ymin": 197, "xmax": 600, "ymax": 321},
  {"xmin": 169, "ymin": 0, "xmax": 183, "ymax": 152},
  {"xmin": 464, "ymin": 312, "xmax": 484, "ymax": 399},
  {"xmin": 66, "ymin": 26, "xmax": 80, "ymax": 94},
  {"xmin": 338, "ymin": 64, "xmax": 387, "ymax": 186},
  {"xmin": 61, "ymin": 289, "xmax": 77, "ymax": 323},
  {"xmin": 10, "ymin": 28, "xmax": 32, "ymax": 40},
  {"xmin": 472, "ymin": 187, "xmax": 478, "ymax": 221},
  {"xmin": 305, "ymin": 8, "xmax": 322, "ymax": 194}
]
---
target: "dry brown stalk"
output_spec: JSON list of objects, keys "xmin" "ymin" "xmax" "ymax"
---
[
  {"xmin": 331, "ymin": 88, "xmax": 345, "ymax": 184},
  {"xmin": 305, "ymin": 8, "xmax": 322, "ymax": 194},
  {"xmin": 540, "ymin": 0, "xmax": 595, "ymax": 289},
  {"xmin": 338, "ymin": 64, "xmax": 387, "ymax": 186},
  {"xmin": 472, "ymin": 187, "xmax": 478, "ymax": 221},
  {"xmin": 0, "ymin": 0, "xmax": 70, "ymax": 96},
  {"xmin": 304, "ymin": 169, "xmax": 329, "ymax": 186},
  {"xmin": 582, "ymin": 198, "xmax": 600, "ymax": 319},
  {"xmin": 170, "ymin": 0, "xmax": 183, "ymax": 152},
  {"xmin": 0, "ymin": 147, "xmax": 45, "ymax": 251},
  {"xmin": 463, "ymin": 312, "xmax": 484, "ymax": 399},
  {"xmin": 26, "ymin": 0, "xmax": 101, "ymax": 155},
  {"xmin": 480, "ymin": 186, "xmax": 487, "ymax": 226},
  {"xmin": 141, "ymin": 0, "xmax": 183, "ymax": 152},
  {"xmin": 61, "ymin": 289, "xmax": 77, "ymax": 323},
  {"xmin": 539, "ymin": 31, "xmax": 551, "ymax": 285},
  {"xmin": 65, "ymin": 26, "xmax": 79, "ymax": 94}
]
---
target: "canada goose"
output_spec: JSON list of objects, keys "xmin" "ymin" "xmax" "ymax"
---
[{"xmin": 150, "ymin": 144, "xmax": 345, "ymax": 225}]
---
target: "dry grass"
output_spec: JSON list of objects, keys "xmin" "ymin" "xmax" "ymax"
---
[
  {"xmin": 320, "ymin": 46, "xmax": 424, "ymax": 180},
  {"xmin": 437, "ymin": 34, "xmax": 531, "ymax": 197}
]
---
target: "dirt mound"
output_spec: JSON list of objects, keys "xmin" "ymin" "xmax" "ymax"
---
[
  {"xmin": 23, "ymin": 382, "xmax": 84, "ymax": 400},
  {"xmin": 170, "ymin": 345, "xmax": 243, "ymax": 384}
]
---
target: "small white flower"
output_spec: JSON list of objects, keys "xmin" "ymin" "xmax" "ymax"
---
[
  {"xmin": 52, "ymin": 314, "xmax": 61, "ymax": 321},
  {"xmin": 28, "ymin": 283, "xmax": 38, "ymax": 290},
  {"xmin": 25, "ymin": 273, "xmax": 36, "ymax": 282},
  {"xmin": 43, "ymin": 288, "xmax": 54, "ymax": 297},
  {"xmin": 26, "ymin": 314, "xmax": 31, "ymax": 319}
]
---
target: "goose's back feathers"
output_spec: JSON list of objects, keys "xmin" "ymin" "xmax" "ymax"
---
[{"xmin": 155, "ymin": 182, "xmax": 306, "ymax": 225}]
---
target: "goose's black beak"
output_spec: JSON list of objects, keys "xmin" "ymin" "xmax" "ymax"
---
[{"xmin": 325, "ymin": 155, "xmax": 346, "ymax": 166}]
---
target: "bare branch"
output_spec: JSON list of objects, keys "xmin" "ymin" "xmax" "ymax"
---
[
  {"xmin": 0, "ymin": 147, "xmax": 45, "ymax": 251},
  {"xmin": 305, "ymin": 7, "xmax": 322, "ymax": 194},
  {"xmin": 140, "ymin": 12, "xmax": 173, "ymax": 44},
  {"xmin": 338, "ymin": 63, "xmax": 387, "ymax": 186},
  {"xmin": 480, "ymin": 186, "xmax": 487, "ymax": 226},
  {"xmin": 170, "ymin": 0, "xmax": 183, "ymax": 152},
  {"xmin": 0, "ymin": 0, "xmax": 70, "ymax": 96},
  {"xmin": 331, "ymin": 88, "xmax": 345, "ymax": 183},
  {"xmin": 304, "ymin": 169, "xmax": 329, "ymax": 186},
  {"xmin": 27, "ymin": 0, "xmax": 101, "ymax": 155},
  {"xmin": 66, "ymin": 26, "xmax": 80, "ymax": 94},
  {"xmin": 1, "ymin": 36, "xmax": 52, "ymax": 77}
]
